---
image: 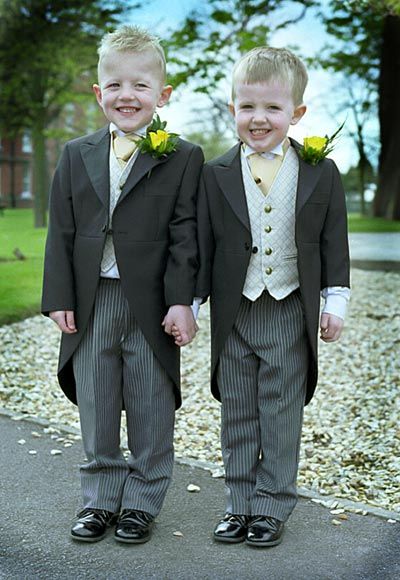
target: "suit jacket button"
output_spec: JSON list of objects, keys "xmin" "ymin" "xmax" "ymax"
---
[
  {"xmin": 252, "ymin": 246, "xmax": 258, "ymax": 254},
  {"xmin": 107, "ymin": 228, "xmax": 113, "ymax": 235},
  {"xmin": 245, "ymin": 242, "xmax": 251, "ymax": 251},
  {"xmin": 101, "ymin": 225, "xmax": 107, "ymax": 233}
]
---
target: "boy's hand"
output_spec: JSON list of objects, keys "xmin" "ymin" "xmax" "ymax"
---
[
  {"xmin": 49, "ymin": 310, "xmax": 77, "ymax": 334},
  {"xmin": 320, "ymin": 313, "xmax": 343, "ymax": 343},
  {"xmin": 162, "ymin": 305, "xmax": 197, "ymax": 346}
]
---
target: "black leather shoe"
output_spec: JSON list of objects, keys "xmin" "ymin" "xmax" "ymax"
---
[
  {"xmin": 114, "ymin": 509, "xmax": 154, "ymax": 544},
  {"xmin": 70, "ymin": 508, "xmax": 117, "ymax": 542},
  {"xmin": 246, "ymin": 516, "xmax": 284, "ymax": 547},
  {"xmin": 213, "ymin": 513, "xmax": 250, "ymax": 543}
]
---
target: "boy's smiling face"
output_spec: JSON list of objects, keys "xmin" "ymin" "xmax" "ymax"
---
[
  {"xmin": 93, "ymin": 49, "xmax": 172, "ymax": 133},
  {"xmin": 230, "ymin": 80, "xmax": 306, "ymax": 153}
]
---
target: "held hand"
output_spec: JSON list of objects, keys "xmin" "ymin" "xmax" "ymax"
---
[
  {"xmin": 49, "ymin": 310, "xmax": 77, "ymax": 334},
  {"xmin": 162, "ymin": 305, "xmax": 198, "ymax": 346},
  {"xmin": 320, "ymin": 312, "xmax": 343, "ymax": 343}
]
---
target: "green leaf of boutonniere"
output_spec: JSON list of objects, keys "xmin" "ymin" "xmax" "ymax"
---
[
  {"xmin": 298, "ymin": 121, "xmax": 345, "ymax": 166},
  {"xmin": 136, "ymin": 114, "xmax": 179, "ymax": 159}
]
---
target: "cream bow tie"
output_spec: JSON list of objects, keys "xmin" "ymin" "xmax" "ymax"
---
[
  {"xmin": 248, "ymin": 153, "xmax": 283, "ymax": 196},
  {"xmin": 113, "ymin": 133, "xmax": 140, "ymax": 166}
]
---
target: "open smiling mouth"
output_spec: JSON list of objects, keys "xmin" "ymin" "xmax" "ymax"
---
[
  {"xmin": 117, "ymin": 107, "xmax": 140, "ymax": 113},
  {"xmin": 250, "ymin": 129, "xmax": 271, "ymax": 135}
]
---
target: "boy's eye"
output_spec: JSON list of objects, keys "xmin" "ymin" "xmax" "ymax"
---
[
  {"xmin": 241, "ymin": 104, "xmax": 253, "ymax": 109},
  {"xmin": 268, "ymin": 105, "xmax": 281, "ymax": 111},
  {"xmin": 136, "ymin": 82, "xmax": 148, "ymax": 88},
  {"xmin": 107, "ymin": 83, "xmax": 120, "ymax": 89}
]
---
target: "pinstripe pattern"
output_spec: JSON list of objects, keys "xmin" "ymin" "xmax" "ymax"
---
[
  {"xmin": 72, "ymin": 279, "xmax": 175, "ymax": 516},
  {"xmin": 217, "ymin": 290, "xmax": 308, "ymax": 521}
]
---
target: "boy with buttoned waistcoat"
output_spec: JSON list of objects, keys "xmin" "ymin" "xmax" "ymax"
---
[
  {"xmin": 41, "ymin": 25, "xmax": 203, "ymax": 544},
  {"xmin": 195, "ymin": 47, "xmax": 350, "ymax": 547}
]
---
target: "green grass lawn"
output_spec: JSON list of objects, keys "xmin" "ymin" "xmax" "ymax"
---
[
  {"xmin": 0, "ymin": 209, "xmax": 47, "ymax": 324},
  {"xmin": 0, "ymin": 209, "xmax": 399, "ymax": 325},
  {"xmin": 347, "ymin": 214, "xmax": 400, "ymax": 232}
]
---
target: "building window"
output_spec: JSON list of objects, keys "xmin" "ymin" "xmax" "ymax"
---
[
  {"xmin": 21, "ymin": 165, "xmax": 32, "ymax": 199},
  {"xmin": 22, "ymin": 133, "xmax": 32, "ymax": 153}
]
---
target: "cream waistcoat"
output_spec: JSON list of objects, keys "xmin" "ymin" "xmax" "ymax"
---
[{"xmin": 241, "ymin": 146, "xmax": 300, "ymax": 301}]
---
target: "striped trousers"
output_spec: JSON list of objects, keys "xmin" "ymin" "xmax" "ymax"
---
[
  {"xmin": 217, "ymin": 289, "xmax": 308, "ymax": 521},
  {"xmin": 72, "ymin": 279, "xmax": 175, "ymax": 516}
]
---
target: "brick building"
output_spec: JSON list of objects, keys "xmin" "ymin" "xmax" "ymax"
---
[{"xmin": 0, "ymin": 134, "xmax": 32, "ymax": 208}]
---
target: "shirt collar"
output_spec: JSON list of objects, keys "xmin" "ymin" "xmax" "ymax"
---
[
  {"xmin": 109, "ymin": 122, "xmax": 148, "ymax": 138},
  {"xmin": 243, "ymin": 138, "xmax": 289, "ymax": 159}
]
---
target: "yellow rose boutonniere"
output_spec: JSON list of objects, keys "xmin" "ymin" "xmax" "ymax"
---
[
  {"xmin": 299, "ymin": 121, "xmax": 345, "ymax": 165},
  {"xmin": 137, "ymin": 114, "xmax": 179, "ymax": 159}
]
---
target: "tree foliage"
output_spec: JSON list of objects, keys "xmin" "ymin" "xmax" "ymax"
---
[
  {"xmin": 165, "ymin": 0, "xmax": 316, "ymax": 132},
  {"xmin": 320, "ymin": 0, "xmax": 400, "ymax": 219},
  {"xmin": 0, "ymin": 0, "xmax": 138, "ymax": 226}
]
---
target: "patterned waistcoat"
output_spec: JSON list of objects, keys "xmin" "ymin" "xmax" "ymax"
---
[{"xmin": 241, "ymin": 146, "xmax": 300, "ymax": 301}]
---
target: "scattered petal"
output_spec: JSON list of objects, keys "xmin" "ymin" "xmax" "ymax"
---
[
  {"xmin": 186, "ymin": 484, "xmax": 201, "ymax": 493},
  {"xmin": 50, "ymin": 449, "xmax": 62, "ymax": 456},
  {"xmin": 173, "ymin": 531, "xmax": 184, "ymax": 537}
]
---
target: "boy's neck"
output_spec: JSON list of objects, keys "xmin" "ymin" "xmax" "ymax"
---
[
  {"xmin": 242, "ymin": 137, "xmax": 290, "ymax": 157},
  {"xmin": 109, "ymin": 122, "xmax": 148, "ymax": 138}
]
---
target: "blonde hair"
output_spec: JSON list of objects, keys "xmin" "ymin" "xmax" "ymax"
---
[
  {"xmin": 97, "ymin": 25, "xmax": 166, "ymax": 81},
  {"xmin": 232, "ymin": 47, "xmax": 308, "ymax": 106}
]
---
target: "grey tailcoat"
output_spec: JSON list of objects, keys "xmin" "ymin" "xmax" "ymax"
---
[
  {"xmin": 42, "ymin": 125, "xmax": 204, "ymax": 409},
  {"xmin": 196, "ymin": 140, "xmax": 350, "ymax": 405}
]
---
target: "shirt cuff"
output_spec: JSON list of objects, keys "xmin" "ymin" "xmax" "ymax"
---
[
  {"xmin": 321, "ymin": 286, "xmax": 351, "ymax": 320},
  {"xmin": 191, "ymin": 297, "xmax": 202, "ymax": 320}
]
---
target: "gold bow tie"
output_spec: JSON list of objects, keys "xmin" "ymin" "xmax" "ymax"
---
[
  {"xmin": 248, "ymin": 152, "xmax": 283, "ymax": 196},
  {"xmin": 113, "ymin": 133, "xmax": 140, "ymax": 166}
]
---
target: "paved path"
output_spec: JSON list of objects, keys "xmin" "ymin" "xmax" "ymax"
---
[
  {"xmin": 0, "ymin": 414, "xmax": 399, "ymax": 580},
  {"xmin": 349, "ymin": 233, "xmax": 400, "ymax": 271}
]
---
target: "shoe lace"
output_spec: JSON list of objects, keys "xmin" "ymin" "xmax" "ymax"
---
[
  {"xmin": 77, "ymin": 508, "xmax": 113, "ymax": 526},
  {"xmin": 119, "ymin": 509, "xmax": 153, "ymax": 526},
  {"xmin": 224, "ymin": 513, "xmax": 249, "ymax": 525}
]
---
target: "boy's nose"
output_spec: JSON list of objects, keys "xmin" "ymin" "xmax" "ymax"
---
[
  {"xmin": 253, "ymin": 111, "xmax": 268, "ymax": 123},
  {"xmin": 119, "ymin": 85, "xmax": 136, "ymax": 100}
]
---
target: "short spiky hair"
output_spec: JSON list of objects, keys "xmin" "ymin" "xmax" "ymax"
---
[
  {"xmin": 232, "ymin": 47, "xmax": 308, "ymax": 106},
  {"xmin": 97, "ymin": 25, "xmax": 166, "ymax": 81}
]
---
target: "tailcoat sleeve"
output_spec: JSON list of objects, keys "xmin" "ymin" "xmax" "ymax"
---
[
  {"xmin": 164, "ymin": 145, "xmax": 204, "ymax": 306},
  {"xmin": 41, "ymin": 143, "xmax": 76, "ymax": 315},
  {"xmin": 195, "ymin": 167, "xmax": 215, "ymax": 302},
  {"xmin": 320, "ymin": 160, "xmax": 350, "ymax": 289}
]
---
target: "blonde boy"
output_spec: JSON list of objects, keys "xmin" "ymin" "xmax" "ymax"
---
[
  {"xmin": 196, "ymin": 47, "xmax": 350, "ymax": 547},
  {"xmin": 42, "ymin": 25, "xmax": 203, "ymax": 544}
]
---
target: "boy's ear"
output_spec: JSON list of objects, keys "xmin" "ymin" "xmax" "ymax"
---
[
  {"xmin": 93, "ymin": 84, "xmax": 102, "ymax": 106},
  {"xmin": 291, "ymin": 104, "xmax": 307, "ymax": 125},
  {"xmin": 228, "ymin": 103, "xmax": 236, "ymax": 117},
  {"xmin": 157, "ymin": 85, "xmax": 173, "ymax": 108}
]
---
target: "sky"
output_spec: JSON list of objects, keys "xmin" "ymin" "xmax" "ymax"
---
[{"xmin": 126, "ymin": 0, "xmax": 377, "ymax": 173}]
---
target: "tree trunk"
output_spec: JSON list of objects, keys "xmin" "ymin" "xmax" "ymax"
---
[
  {"xmin": 9, "ymin": 139, "xmax": 16, "ymax": 208},
  {"xmin": 375, "ymin": 14, "xmax": 400, "ymax": 220},
  {"xmin": 32, "ymin": 119, "xmax": 48, "ymax": 228}
]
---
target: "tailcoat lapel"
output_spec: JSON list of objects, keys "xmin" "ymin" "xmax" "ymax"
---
[
  {"xmin": 118, "ymin": 151, "xmax": 170, "ymax": 205},
  {"xmin": 290, "ymin": 139, "xmax": 324, "ymax": 216},
  {"xmin": 80, "ymin": 127, "xmax": 110, "ymax": 209},
  {"xmin": 80, "ymin": 125, "xmax": 172, "ymax": 209},
  {"xmin": 214, "ymin": 143, "xmax": 251, "ymax": 232}
]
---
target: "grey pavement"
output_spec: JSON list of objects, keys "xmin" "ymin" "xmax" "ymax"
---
[
  {"xmin": 349, "ymin": 233, "xmax": 400, "ymax": 271},
  {"xmin": 0, "ymin": 413, "xmax": 399, "ymax": 580}
]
